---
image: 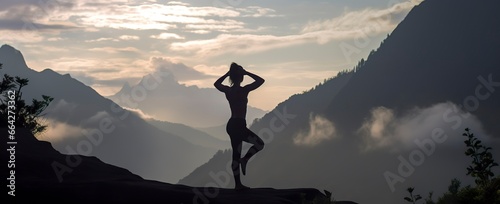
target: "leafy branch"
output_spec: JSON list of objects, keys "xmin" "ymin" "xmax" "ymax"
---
[
  {"xmin": 0, "ymin": 63, "xmax": 53, "ymax": 135},
  {"xmin": 404, "ymin": 187, "xmax": 422, "ymax": 204},
  {"xmin": 463, "ymin": 128, "xmax": 498, "ymax": 186}
]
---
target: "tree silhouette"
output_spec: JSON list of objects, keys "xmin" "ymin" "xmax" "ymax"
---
[{"xmin": 0, "ymin": 63, "xmax": 53, "ymax": 134}]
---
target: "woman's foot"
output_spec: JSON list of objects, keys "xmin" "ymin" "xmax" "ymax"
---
[
  {"xmin": 240, "ymin": 157, "xmax": 249, "ymax": 175},
  {"xmin": 235, "ymin": 184, "xmax": 250, "ymax": 190}
]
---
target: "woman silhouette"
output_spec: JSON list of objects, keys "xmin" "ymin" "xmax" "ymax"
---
[{"xmin": 214, "ymin": 62, "xmax": 265, "ymax": 190}]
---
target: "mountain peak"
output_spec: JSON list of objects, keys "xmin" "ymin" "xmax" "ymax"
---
[
  {"xmin": 118, "ymin": 81, "xmax": 132, "ymax": 94},
  {"xmin": 1, "ymin": 44, "xmax": 16, "ymax": 51},
  {"xmin": 0, "ymin": 44, "xmax": 30, "ymax": 74}
]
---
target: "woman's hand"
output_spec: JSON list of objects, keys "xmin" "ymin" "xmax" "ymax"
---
[{"xmin": 240, "ymin": 67, "xmax": 248, "ymax": 75}]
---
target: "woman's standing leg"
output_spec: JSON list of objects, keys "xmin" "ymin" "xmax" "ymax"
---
[
  {"xmin": 230, "ymin": 139, "xmax": 246, "ymax": 188},
  {"xmin": 227, "ymin": 119, "xmax": 249, "ymax": 189}
]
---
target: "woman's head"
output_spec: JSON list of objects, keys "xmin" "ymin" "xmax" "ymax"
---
[{"xmin": 229, "ymin": 62, "xmax": 244, "ymax": 86}]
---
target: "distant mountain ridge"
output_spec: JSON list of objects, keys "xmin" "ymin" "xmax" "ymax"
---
[
  {"xmin": 0, "ymin": 44, "xmax": 217, "ymax": 183},
  {"xmin": 108, "ymin": 68, "xmax": 267, "ymax": 128},
  {"xmin": 147, "ymin": 118, "xmax": 229, "ymax": 150},
  {"xmin": 179, "ymin": 0, "xmax": 500, "ymax": 203}
]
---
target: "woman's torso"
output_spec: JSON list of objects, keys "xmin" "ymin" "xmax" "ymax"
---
[{"xmin": 225, "ymin": 86, "xmax": 248, "ymax": 119}]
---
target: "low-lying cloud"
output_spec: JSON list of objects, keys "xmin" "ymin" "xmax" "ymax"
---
[
  {"xmin": 38, "ymin": 118, "xmax": 85, "ymax": 143},
  {"xmin": 358, "ymin": 102, "xmax": 489, "ymax": 152},
  {"xmin": 123, "ymin": 107, "xmax": 154, "ymax": 120},
  {"xmin": 294, "ymin": 114, "xmax": 336, "ymax": 147}
]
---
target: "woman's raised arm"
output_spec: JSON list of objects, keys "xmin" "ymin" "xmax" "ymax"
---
[
  {"xmin": 243, "ymin": 70, "xmax": 265, "ymax": 91},
  {"xmin": 214, "ymin": 71, "xmax": 230, "ymax": 92}
]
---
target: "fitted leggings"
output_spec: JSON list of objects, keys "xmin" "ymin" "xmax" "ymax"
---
[{"xmin": 226, "ymin": 118, "xmax": 264, "ymax": 174}]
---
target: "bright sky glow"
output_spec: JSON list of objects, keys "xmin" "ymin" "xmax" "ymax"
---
[{"xmin": 0, "ymin": 0, "xmax": 422, "ymax": 110}]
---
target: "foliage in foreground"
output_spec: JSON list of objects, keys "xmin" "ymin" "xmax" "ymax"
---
[
  {"xmin": 0, "ymin": 63, "xmax": 53, "ymax": 134},
  {"xmin": 404, "ymin": 128, "xmax": 500, "ymax": 204}
]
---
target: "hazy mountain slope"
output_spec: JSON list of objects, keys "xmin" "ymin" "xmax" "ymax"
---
[
  {"xmin": 179, "ymin": 0, "xmax": 500, "ymax": 203},
  {"xmin": 147, "ymin": 118, "xmax": 230, "ymax": 150},
  {"xmin": 108, "ymin": 71, "xmax": 267, "ymax": 128},
  {"xmin": 0, "ymin": 45, "xmax": 216, "ymax": 183},
  {"xmin": 325, "ymin": 0, "xmax": 500, "ymax": 136},
  {"xmin": 197, "ymin": 124, "xmax": 230, "ymax": 141}
]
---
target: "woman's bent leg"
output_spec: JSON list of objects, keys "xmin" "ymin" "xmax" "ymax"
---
[{"xmin": 241, "ymin": 129, "xmax": 265, "ymax": 175}]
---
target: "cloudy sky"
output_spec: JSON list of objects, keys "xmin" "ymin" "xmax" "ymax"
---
[{"xmin": 0, "ymin": 0, "xmax": 422, "ymax": 110}]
